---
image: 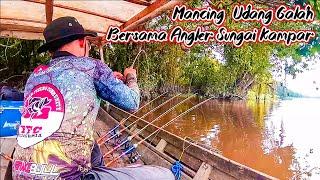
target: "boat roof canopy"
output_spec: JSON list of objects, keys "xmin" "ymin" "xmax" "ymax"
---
[{"xmin": 0, "ymin": 0, "xmax": 181, "ymax": 40}]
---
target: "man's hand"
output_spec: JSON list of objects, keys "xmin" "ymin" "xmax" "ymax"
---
[
  {"xmin": 124, "ymin": 67, "xmax": 138, "ymax": 88},
  {"xmin": 113, "ymin": 71, "xmax": 125, "ymax": 82},
  {"xmin": 124, "ymin": 67, "xmax": 137, "ymax": 78}
]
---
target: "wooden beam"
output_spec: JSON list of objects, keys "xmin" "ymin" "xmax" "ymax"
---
[
  {"xmin": 155, "ymin": 139, "xmax": 167, "ymax": 153},
  {"xmin": 124, "ymin": 0, "xmax": 151, "ymax": 6},
  {"xmin": 0, "ymin": 31, "xmax": 44, "ymax": 40},
  {"xmin": 0, "ymin": 17, "xmax": 45, "ymax": 24},
  {"xmin": 120, "ymin": 0, "xmax": 183, "ymax": 31},
  {"xmin": 193, "ymin": 162, "xmax": 213, "ymax": 180},
  {"xmin": 24, "ymin": 0, "xmax": 126, "ymax": 23},
  {"xmin": 0, "ymin": 24, "xmax": 44, "ymax": 33},
  {"xmin": 45, "ymin": 0, "xmax": 54, "ymax": 24},
  {"xmin": 0, "ymin": 19, "xmax": 107, "ymax": 35}
]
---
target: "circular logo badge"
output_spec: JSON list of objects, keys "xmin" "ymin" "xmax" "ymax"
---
[{"xmin": 17, "ymin": 83, "xmax": 65, "ymax": 148}]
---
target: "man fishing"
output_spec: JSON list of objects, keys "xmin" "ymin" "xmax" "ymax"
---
[{"xmin": 12, "ymin": 16, "xmax": 174, "ymax": 180}]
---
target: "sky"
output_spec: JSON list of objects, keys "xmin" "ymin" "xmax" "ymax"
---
[{"xmin": 287, "ymin": 59, "xmax": 320, "ymax": 97}]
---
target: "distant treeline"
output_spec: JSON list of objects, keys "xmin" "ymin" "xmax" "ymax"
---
[{"xmin": 276, "ymin": 83, "xmax": 304, "ymax": 99}]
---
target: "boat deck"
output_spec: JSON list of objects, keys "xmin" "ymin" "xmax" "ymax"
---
[{"xmin": 0, "ymin": 138, "xmax": 16, "ymax": 180}]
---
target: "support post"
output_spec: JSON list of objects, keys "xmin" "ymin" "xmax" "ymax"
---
[
  {"xmin": 99, "ymin": 45, "xmax": 105, "ymax": 62},
  {"xmin": 155, "ymin": 139, "xmax": 167, "ymax": 152},
  {"xmin": 45, "ymin": 0, "xmax": 54, "ymax": 24},
  {"xmin": 193, "ymin": 162, "xmax": 212, "ymax": 180}
]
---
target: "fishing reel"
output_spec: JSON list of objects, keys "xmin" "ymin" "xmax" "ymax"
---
[
  {"xmin": 109, "ymin": 126, "xmax": 122, "ymax": 146},
  {"xmin": 122, "ymin": 140, "xmax": 141, "ymax": 164},
  {"xmin": 102, "ymin": 125, "xmax": 123, "ymax": 147},
  {"xmin": 121, "ymin": 138, "xmax": 134, "ymax": 152},
  {"xmin": 128, "ymin": 151, "xmax": 141, "ymax": 163}
]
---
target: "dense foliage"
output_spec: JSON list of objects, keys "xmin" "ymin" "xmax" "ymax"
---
[{"xmin": 0, "ymin": 39, "xmax": 50, "ymax": 89}]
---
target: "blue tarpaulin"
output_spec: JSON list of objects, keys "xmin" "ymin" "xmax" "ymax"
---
[{"xmin": 0, "ymin": 100, "xmax": 23, "ymax": 137}]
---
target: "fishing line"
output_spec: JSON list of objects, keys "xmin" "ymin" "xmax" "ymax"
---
[
  {"xmin": 97, "ymin": 92, "xmax": 167, "ymax": 144},
  {"xmin": 179, "ymin": 137, "xmax": 193, "ymax": 161},
  {"xmin": 98, "ymin": 93, "xmax": 182, "ymax": 145},
  {"xmin": 0, "ymin": 152, "xmax": 13, "ymax": 161},
  {"xmin": 131, "ymin": 49, "xmax": 147, "ymax": 68},
  {"xmin": 131, "ymin": 48, "xmax": 149, "ymax": 84},
  {"xmin": 102, "ymin": 94, "xmax": 196, "ymax": 158}
]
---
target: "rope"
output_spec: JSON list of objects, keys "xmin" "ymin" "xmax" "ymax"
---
[
  {"xmin": 171, "ymin": 136, "xmax": 191, "ymax": 180},
  {"xmin": 171, "ymin": 161, "xmax": 183, "ymax": 180},
  {"xmin": 179, "ymin": 137, "xmax": 192, "ymax": 161},
  {"xmin": 171, "ymin": 136, "xmax": 193, "ymax": 180}
]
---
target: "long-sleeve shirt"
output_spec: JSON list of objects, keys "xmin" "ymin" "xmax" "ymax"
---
[{"xmin": 13, "ymin": 52, "xmax": 140, "ymax": 179}]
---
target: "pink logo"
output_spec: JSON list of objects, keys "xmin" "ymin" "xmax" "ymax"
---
[
  {"xmin": 23, "ymin": 84, "xmax": 65, "ymax": 120},
  {"xmin": 33, "ymin": 65, "xmax": 49, "ymax": 74},
  {"xmin": 26, "ymin": 97, "xmax": 51, "ymax": 119},
  {"xmin": 14, "ymin": 160, "xmax": 31, "ymax": 173},
  {"xmin": 19, "ymin": 125, "xmax": 42, "ymax": 136},
  {"xmin": 13, "ymin": 160, "xmax": 60, "ymax": 176}
]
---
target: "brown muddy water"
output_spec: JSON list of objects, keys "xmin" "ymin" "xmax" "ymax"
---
[{"xmin": 137, "ymin": 97, "xmax": 320, "ymax": 179}]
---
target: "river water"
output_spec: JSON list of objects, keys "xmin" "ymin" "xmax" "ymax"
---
[{"xmin": 138, "ymin": 97, "xmax": 320, "ymax": 179}]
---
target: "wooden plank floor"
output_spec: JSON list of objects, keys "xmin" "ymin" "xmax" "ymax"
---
[{"xmin": 0, "ymin": 137, "xmax": 16, "ymax": 180}]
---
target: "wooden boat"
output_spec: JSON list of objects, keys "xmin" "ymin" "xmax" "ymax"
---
[{"xmin": 1, "ymin": 105, "xmax": 277, "ymax": 180}]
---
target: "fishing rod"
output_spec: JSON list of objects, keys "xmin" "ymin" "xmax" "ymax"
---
[
  {"xmin": 98, "ymin": 93, "xmax": 182, "ymax": 145},
  {"xmin": 105, "ymin": 97, "xmax": 214, "ymax": 167},
  {"xmin": 131, "ymin": 49, "xmax": 147, "ymax": 68},
  {"xmin": 99, "ymin": 93, "xmax": 182, "ymax": 145},
  {"xmin": 98, "ymin": 93, "xmax": 180, "ymax": 145},
  {"xmin": 97, "ymin": 92, "xmax": 167, "ymax": 144},
  {"xmin": 102, "ymin": 94, "xmax": 196, "ymax": 158},
  {"xmin": 0, "ymin": 152, "xmax": 13, "ymax": 161}
]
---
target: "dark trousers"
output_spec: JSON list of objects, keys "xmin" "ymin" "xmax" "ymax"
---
[{"xmin": 84, "ymin": 143, "xmax": 174, "ymax": 180}]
